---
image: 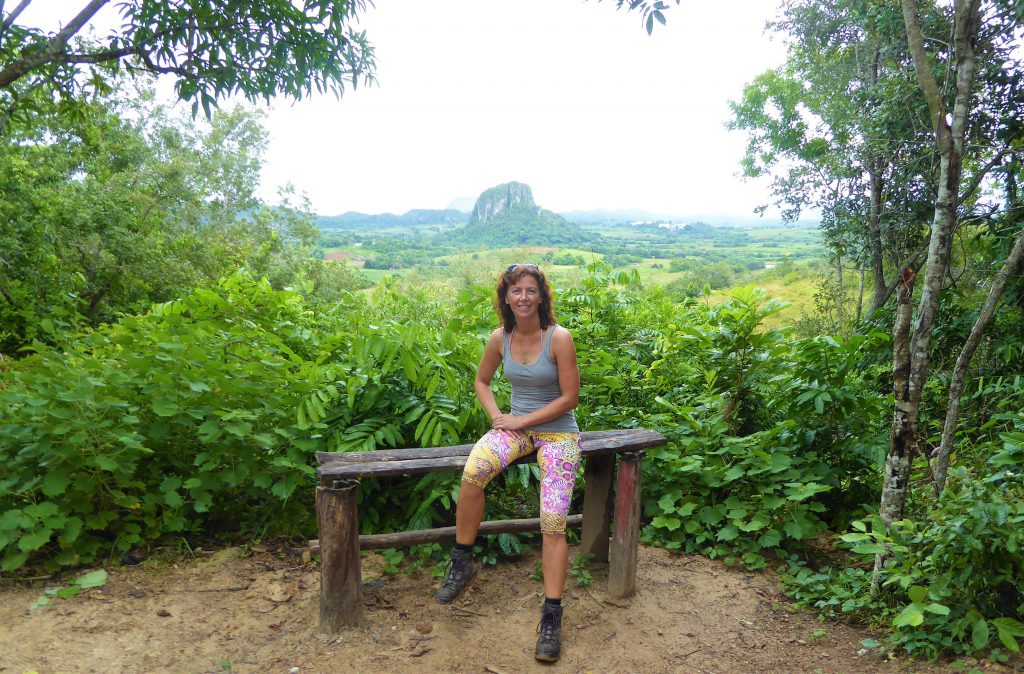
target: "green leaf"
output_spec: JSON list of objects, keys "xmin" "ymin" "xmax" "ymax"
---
[
  {"xmin": 59, "ymin": 517, "xmax": 83, "ymax": 544},
  {"xmin": 972, "ymin": 620, "xmax": 990, "ymax": 651},
  {"xmin": 893, "ymin": 603, "xmax": 924, "ymax": 628},
  {"xmin": 717, "ymin": 524, "xmax": 739, "ymax": 541},
  {"xmin": 997, "ymin": 628, "xmax": 1020, "ymax": 653},
  {"xmin": 651, "ymin": 515, "xmax": 681, "ymax": 531},
  {"xmin": 18, "ymin": 528, "xmax": 52, "ymax": 552},
  {"xmin": 198, "ymin": 419, "xmax": 221, "ymax": 441},
  {"xmin": 676, "ymin": 502, "xmax": 697, "ymax": 516},
  {"xmin": 73, "ymin": 569, "xmax": 108, "ymax": 589},
  {"xmin": 160, "ymin": 476, "xmax": 182, "ymax": 493},
  {"xmin": 152, "ymin": 398, "xmax": 179, "ymax": 417},
  {"xmin": 2, "ymin": 550, "xmax": 29, "ymax": 572},
  {"xmin": 25, "ymin": 502, "xmax": 59, "ymax": 519},
  {"xmin": 783, "ymin": 519, "xmax": 808, "ymax": 540},
  {"xmin": 758, "ymin": 529, "xmax": 782, "ymax": 548},
  {"xmin": 723, "ymin": 465, "xmax": 745, "ymax": 481},
  {"xmin": 737, "ymin": 514, "xmax": 769, "ymax": 532},
  {"xmin": 993, "ymin": 618, "xmax": 1024, "ymax": 637},
  {"xmin": 698, "ymin": 505, "xmax": 724, "ymax": 525},
  {"xmin": 924, "ymin": 602, "xmax": 949, "ymax": 616},
  {"xmin": 851, "ymin": 543, "xmax": 885, "ymax": 555},
  {"xmin": 94, "ymin": 455, "xmax": 119, "ymax": 471},
  {"xmin": 907, "ymin": 585, "xmax": 928, "ymax": 603},
  {"xmin": 0, "ymin": 509, "xmax": 22, "ymax": 531},
  {"xmin": 41, "ymin": 469, "xmax": 71, "ymax": 496}
]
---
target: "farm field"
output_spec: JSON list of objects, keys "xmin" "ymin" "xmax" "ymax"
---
[{"xmin": 319, "ymin": 225, "xmax": 830, "ymax": 327}]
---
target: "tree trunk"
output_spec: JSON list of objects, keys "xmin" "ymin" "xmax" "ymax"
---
[
  {"xmin": 890, "ymin": 0, "xmax": 981, "ymax": 514},
  {"xmin": 934, "ymin": 223, "xmax": 1024, "ymax": 494},
  {"xmin": 866, "ymin": 157, "xmax": 889, "ymax": 312},
  {"xmin": 873, "ymin": 265, "xmax": 915, "ymax": 594},
  {"xmin": 873, "ymin": 0, "xmax": 982, "ymax": 593},
  {"xmin": 835, "ymin": 253, "xmax": 845, "ymax": 321},
  {"xmin": 857, "ymin": 261, "xmax": 866, "ymax": 321},
  {"xmin": 865, "ymin": 45, "xmax": 889, "ymax": 313},
  {"xmin": 880, "ymin": 267, "xmax": 916, "ymax": 526}
]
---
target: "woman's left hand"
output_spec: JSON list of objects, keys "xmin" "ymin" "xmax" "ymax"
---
[{"xmin": 492, "ymin": 414, "xmax": 526, "ymax": 431}]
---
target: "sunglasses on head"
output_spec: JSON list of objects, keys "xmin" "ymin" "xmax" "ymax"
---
[{"xmin": 506, "ymin": 263, "xmax": 539, "ymax": 273}]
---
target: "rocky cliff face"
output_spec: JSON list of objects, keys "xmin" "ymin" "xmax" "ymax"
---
[
  {"xmin": 469, "ymin": 181, "xmax": 541, "ymax": 224},
  {"xmin": 450, "ymin": 181, "xmax": 594, "ymax": 247}
]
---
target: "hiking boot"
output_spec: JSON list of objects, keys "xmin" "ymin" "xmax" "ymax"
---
[
  {"xmin": 436, "ymin": 548, "xmax": 477, "ymax": 604},
  {"xmin": 534, "ymin": 602, "xmax": 564, "ymax": 662}
]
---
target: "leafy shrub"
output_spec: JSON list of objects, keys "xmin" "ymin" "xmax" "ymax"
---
[
  {"xmin": 0, "ymin": 272, "xmax": 331, "ymax": 571},
  {"xmin": 794, "ymin": 421, "xmax": 1024, "ymax": 659},
  {"xmin": 644, "ymin": 402, "xmax": 831, "ymax": 570}
]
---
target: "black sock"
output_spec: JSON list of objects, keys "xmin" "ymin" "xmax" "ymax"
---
[
  {"xmin": 454, "ymin": 542, "xmax": 473, "ymax": 554},
  {"xmin": 544, "ymin": 596, "xmax": 562, "ymax": 606}
]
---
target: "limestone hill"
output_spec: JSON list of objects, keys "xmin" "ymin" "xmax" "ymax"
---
[{"xmin": 448, "ymin": 181, "xmax": 594, "ymax": 247}]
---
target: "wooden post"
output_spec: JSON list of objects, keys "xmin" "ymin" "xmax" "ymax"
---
[
  {"xmin": 316, "ymin": 479, "xmax": 363, "ymax": 632},
  {"xmin": 608, "ymin": 451, "xmax": 643, "ymax": 598},
  {"xmin": 579, "ymin": 454, "xmax": 615, "ymax": 562}
]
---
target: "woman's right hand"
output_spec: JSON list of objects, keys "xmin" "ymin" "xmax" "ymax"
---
[{"xmin": 491, "ymin": 413, "xmax": 524, "ymax": 431}]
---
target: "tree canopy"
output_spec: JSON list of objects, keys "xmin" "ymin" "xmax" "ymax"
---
[{"xmin": 0, "ymin": 0, "xmax": 376, "ymax": 126}]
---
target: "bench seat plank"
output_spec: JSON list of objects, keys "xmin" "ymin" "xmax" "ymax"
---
[
  {"xmin": 316, "ymin": 429, "xmax": 639, "ymax": 466},
  {"xmin": 318, "ymin": 428, "xmax": 664, "ymax": 481}
]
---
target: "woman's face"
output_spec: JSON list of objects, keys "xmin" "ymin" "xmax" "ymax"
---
[{"xmin": 505, "ymin": 274, "xmax": 541, "ymax": 321}]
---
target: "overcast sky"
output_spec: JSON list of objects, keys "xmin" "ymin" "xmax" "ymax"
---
[{"xmin": 33, "ymin": 0, "xmax": 790, "ymax": 218}]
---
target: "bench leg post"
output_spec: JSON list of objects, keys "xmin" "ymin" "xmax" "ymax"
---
[
  {"xmin": 609, "ymin": 451, "xmax": 643, "ymax": 598},
  {"xmin": 316, "ymin": 480, "xmax": 363, "ymax": 632},
  {"xmin": 580, "ymin": 454, "xmax": 615, "ymax": 562}
]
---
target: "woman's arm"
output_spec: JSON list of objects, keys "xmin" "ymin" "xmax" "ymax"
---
[
  {"xmin": 474, "ymin": 328, "xmax": 505, "ymax": 421},
  {"xmin": 492, "ymin": 326, "xmax": 580, "ymax": 431}
]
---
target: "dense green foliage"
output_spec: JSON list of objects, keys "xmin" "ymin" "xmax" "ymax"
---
[
  {"xmin": 0, "ymin": 84, "xmax": 366, "ymax": 355},
  {"xmin": 0, "ymin": 0, "xmax": 375, "ymax": 127}
]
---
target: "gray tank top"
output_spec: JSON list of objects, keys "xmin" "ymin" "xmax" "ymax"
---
[{"xmin": 503, "ymin": 326, "xmax": 579, "ymax": 433}]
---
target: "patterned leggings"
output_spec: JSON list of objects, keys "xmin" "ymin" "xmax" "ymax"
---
[{"xmin": 462, "ymin": 429, "xmax": 582, "ymax": 534}]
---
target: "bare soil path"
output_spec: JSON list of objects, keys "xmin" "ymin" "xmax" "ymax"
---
[{"xmin": 0, "ymin": 544, "xmax": 988, "ymax": 673}]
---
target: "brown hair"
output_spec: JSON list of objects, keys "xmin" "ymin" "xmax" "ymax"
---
[{"xmin": 495, "ymin": 264, "xmax": 556, "ymax": 332}]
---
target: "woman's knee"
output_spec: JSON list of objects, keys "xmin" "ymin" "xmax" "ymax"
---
[
  {"xmin": 458, "ymin": 480, "xmax": 485, "ymax": 499},
  {"xmin": 540, "ymin": 511, "xmax": 569, "ymax": 535}
]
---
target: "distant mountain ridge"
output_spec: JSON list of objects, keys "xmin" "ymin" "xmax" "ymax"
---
[
  {"xmin": 317, "ymin": 201, "xmax": 812, "ymax": 232},
  {"xmin": 318, "ymin": 209, "xmax": 466, "ymax": 230}
]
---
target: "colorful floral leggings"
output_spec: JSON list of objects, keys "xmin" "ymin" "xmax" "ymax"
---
[{"xmin": 461, "ymin": 429, "xmax": 582, "ymax": 534}]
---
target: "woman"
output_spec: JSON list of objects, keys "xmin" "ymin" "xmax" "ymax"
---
[{"xmin": 437, "ymin": 263, "xmax": 581, "ymax": 663}]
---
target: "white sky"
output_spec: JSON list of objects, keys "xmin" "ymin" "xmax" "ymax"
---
[{"xmin": 29, "ymin": 0, "xmax": 790, "ymax": 218}]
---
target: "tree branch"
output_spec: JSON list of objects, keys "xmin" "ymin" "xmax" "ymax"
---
[
  {"xmin": 867, "ymin": 240, "xmax": 930, "ymax": 315},
  {"xmin": 0, "ymin": 0, "xmax": 33, "ymax": 39},
  {"xmin": 933, "ymin": 221, "xmax": 1024, "ymax": 494},
  {"xmin": 902, "ymin": 0, "xmax": 947, "ymax": 134},
  {"xmin": 64, "ymin": 46, "xmax": 139, "ymax": 65},
  {"xmin": 958, "ymin": 147, "xmax": 1008, "ymax": 207},
  {"xmin": 0, "ymin": 0, "xmax": 110, "ymax": 89}
]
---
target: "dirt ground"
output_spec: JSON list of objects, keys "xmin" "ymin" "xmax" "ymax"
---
[{"xmin": 0, "ymin": 543, "xmax": 1008, "ymax": 674}]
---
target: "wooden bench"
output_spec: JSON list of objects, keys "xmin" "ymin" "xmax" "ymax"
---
[{"xmin": 312, "ymin": 428, "xmax": 667, "ymax": 633}]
